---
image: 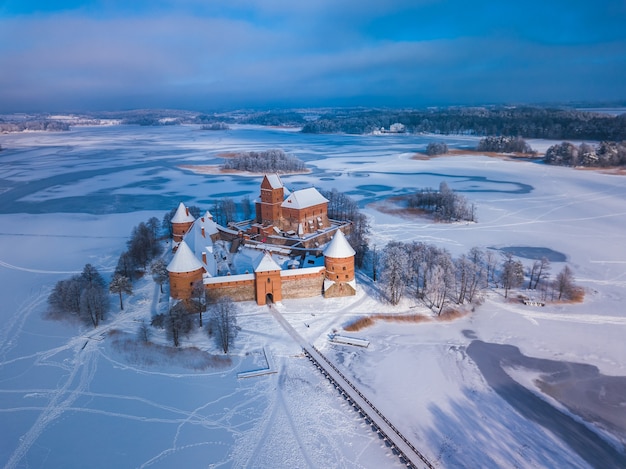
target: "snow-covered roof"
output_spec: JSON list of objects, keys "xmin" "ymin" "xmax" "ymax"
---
[
  {"xmin": 167, "ymin": 241, "xmax": 205, "ymax": 273},
  {"xmin": 281, "ymin": 187, "xmax": 328, "ymax": 210},
  {"xmin": 265, "ymin": 174, "xmax": 283, "ymax": 189},
  {"xmin": 187, "ymin": 214, "xmax": 219, "ymax": 244},
  {"xmin": 203, "ymin": 210, "xmax": 213, "ymax": 220},
  {"xmin": 324, "ymin": 229, "xmax": 356, "ymax": 259},
  {"xmin": 171, "ymin": 202, "xmax": 195, "ymax": 224},
  {"xmin": 253, "ymin": 252, "xmax": 281, "ymax": 272}
]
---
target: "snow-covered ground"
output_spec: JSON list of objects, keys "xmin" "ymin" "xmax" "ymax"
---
[{"xmin": 0, "ymin": 125, "xmax": 625, "ymax": 468}]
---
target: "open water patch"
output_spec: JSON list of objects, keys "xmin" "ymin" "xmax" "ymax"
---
[
  {"xmin": 356, "ymin": 184, "xmax": 393, "ymax": 193},
  {"xmin": 495, "ymin": 246, "xmax": 567, "ymax": 262},
  {"xmin": 467, "ymin": 340, "xmax": 626, "ymax": 468}
]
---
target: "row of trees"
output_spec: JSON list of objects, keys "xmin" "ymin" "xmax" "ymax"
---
[
  {"xmin": 407, "ymin": 182, "xmax": 476, "ymax": 222},
  {"xmin": 222, "ymin": 149, "xmax": 306, "ymax": 173},
  {"xmin": 114, "ymin": 218, "xmax": 163, "ymax": 280},
  {"xmin": 477, "ymin": 136, "xmax": 534, "ymax": 154},
  {"xmin": 301, "ymin": 107, "xmax": 626, "ymax": 141},
  {"xmin": 0, "ymin": 120, "xmax": 70, "ymax": 133},
  {"xmin": 201, "ymin": 122, "xmax": 229, "ymax": 130},
  {"xmin": 375, "ymin": 242, "xmax": 579, "ymax": 312},
  {"xmin": 48, "ymin": 216, "xmax": 169, "ymax": 327},
  {"xmin": 320, "ymin": 188, "xmax": 370, "ymax": 268},
  {"xmin": 544, "ymin": 141, "xmax": 626, "ymax": 167}
]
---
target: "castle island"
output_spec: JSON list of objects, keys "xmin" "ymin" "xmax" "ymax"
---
[{"xmin": 167, "ymin": 174, "xmax": 356, "ymax": 305}]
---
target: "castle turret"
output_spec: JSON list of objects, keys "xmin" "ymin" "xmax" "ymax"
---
[
  {"xmin": 171, "ymin": 202, "xmax": 195, "ymax": 244},
  {"xmin": 323, "ymin": 229, "xmax": 356, "ymax": 298},
  {"xmin": 256, "ymin": 174, "xmax": 284, "ymax": 226},
  {"xmin": 167, "ymin": 240, "xmax": 205, "ymax": 299}
]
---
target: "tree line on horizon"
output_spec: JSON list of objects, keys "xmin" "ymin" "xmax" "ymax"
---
[{"xmin": 301, "ymin": 107, "xmax": 626, "ymax": 140}]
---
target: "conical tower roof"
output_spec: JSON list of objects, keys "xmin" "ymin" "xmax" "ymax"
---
[
  {"xmin": 171, "ymin": 202, "xmax": 195, "ymax": 223},
  {"xmin": 324, "ymin": 229, "xmax": 355, "ymax": 259},
  {"xmin": 167, "ymin": 241, "xmax": 204, "ymax": 273}
]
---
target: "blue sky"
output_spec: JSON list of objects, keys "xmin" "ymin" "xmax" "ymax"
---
[{"xmin": 1, "ymin": 0, "xmax": 625, "ymax": 112}]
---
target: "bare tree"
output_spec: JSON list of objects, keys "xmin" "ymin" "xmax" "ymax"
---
[
  {"xmin": 137, "ymin": 320, "xmax": 151, "ymax": 343},
  {"xmin": 484, "ymin": 250, "xmax": 499, "ymax": 287},
  {"xmin": 370, "ymin": 245, "xmax": 379, "ymax": 281},
  {"xmin": 500, "ymin": 253, "xmax": 525, "ymax": 298},
  {"xmin": 48, "ymin": 276, "xmax": 83, "ymax": 315},
  {"xmin": 208, "ymin": 297, "xmax": 239, "ymax": 353},
  {"xmin": 115, "ymin": 250, "xmax": 137, "ymax": 280},
  {"xmin": 190, "ymin": 280, "xmax": 207, "ymax": 327},
  {"xmin": 241, "ymin": 195, "xmax": 253, "ymax": 220},
  {"xmin": 157, "ymin": 302, "xmax": 195, "ymax": 347},
  {"xmin": 532, "ymin": 257, "xmax": 551, "ymax": 290},
  {"xmin": 80, "ymin": 285, "xmax": 109, "ymax": 327},
  {"xmin": 379, "ymin": 242, "xmax": 409, "ymax": 305},
  {"xmin": 109, "ymin": 273, "xmax": 133, "ymax": 310},
  {"xmin": 555, "ymin": 265, "xmax": 576, "ymax": 300}
]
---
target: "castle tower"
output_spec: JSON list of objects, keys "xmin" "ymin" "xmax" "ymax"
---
[
  {"xmin": 255, "ymin": 174, "xmax": 284, "ymax": 226},
  {"xmin": 167, "ymin": 240, "xmax": 205, "ymax": 299},
  {"xmin": 171, "ymin": 202, "xmax": 195, "ymax": 244},
  {"xmin": 323, "ymin": 229, "xmax": 356, "ymax": 298},
  {"xmin": 253, "ymin": 252, "xmax": 282, "ymax": 305}
]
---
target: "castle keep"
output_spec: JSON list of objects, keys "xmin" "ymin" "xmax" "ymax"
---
[{"xmin": 167, "ymin": 174, "xmax": 356, "ymax": 305}]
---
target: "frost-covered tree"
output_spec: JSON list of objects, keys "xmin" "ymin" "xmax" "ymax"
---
[
  {"xmin": 150, "ymin": 259, "xmax": 169, "ymax": 294},
  {"xmin": 320, "ymin": 188, "xmax": 370, "ymax": 267},
  {"xmin": 499, "ymin": 253, "xmax": 524, "ymax": 298},
  {"xmin": 190, "ymin": 280, "xmax": 207, "ymax": 327},
  {"xmin": 379, "ymin": 242, "xmax": 409, "ymax": 305},
  {"xmin": 153, "ymin": 302, "xmax": 195, "ymax": 347},
  {"xmin": 109, "ymin": 273, "xmax": 133, "ymax": 311},
  {"xmin": 81, "ymin": 264, "xmax": 106, "ymax": 289},
  {"xmin": 222, "ymin": 149, "xmax": 306, "ymax": 173},
  {"xmin": 80, "ymin": 285, "xmax": 109, "ymax": 328},
  {"xmin": 127, "ymin": 222, "xmax": 162, "ymax": 269},
  {"xmin": 115, "ymin": 250, "xmax": 137, "ymax": 280},
  {"xmin": 207, "ymin": 297, "xmax": 239, "ymax": 353},
  {"xmin": 426, "ymin": 142, "xmax": 448, "ymax": 156},
  {"xmin": 137, "ymin": 319, "xmax": 151, "ymax": 343}
]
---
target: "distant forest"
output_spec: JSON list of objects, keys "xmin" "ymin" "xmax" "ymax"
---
[
  {"xmin": 2, "ymin": 107, "xmax": 625, "ymax": 142},
  {"xmin": 301, "ymin": 107, "xmax": 626, "ymax": 140}
]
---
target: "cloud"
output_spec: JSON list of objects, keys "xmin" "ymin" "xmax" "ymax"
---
[{"xmin": 0, "ymin": 2, "xmax": 625, "ymax": 111}]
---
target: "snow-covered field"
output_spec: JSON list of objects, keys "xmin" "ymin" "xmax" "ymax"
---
[{"xmin": 1, "ymin": 125, "xmax": 625, "ymax": 468}]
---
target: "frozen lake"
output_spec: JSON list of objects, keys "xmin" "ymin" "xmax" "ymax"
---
[{"xmin": 1, "ymin": 124, "xmax": 625, "ymax": 468}]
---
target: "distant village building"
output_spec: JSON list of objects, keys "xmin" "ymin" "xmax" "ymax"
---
[
  {"xmin": 167, "ymin": 174, "xmax": 356, "ymax": 305},
  {"xmin": 372, "ymin": 122, "xmax": 406, "ymax": 135}
]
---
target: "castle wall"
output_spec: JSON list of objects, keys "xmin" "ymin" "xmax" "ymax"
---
[
  {"xmin": 281, "ymin": 270, "xmax": 325, "ymax": 299},
  {"xmin": 205, "ymin": 277, "xmax": 255, "ymax": 303}
]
